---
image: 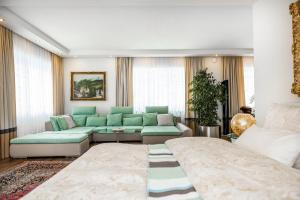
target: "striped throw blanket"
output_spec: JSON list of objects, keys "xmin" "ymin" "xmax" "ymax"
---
[{"xmin": 147, "ymin": 144, "xmax": 203, "ymax": 200}]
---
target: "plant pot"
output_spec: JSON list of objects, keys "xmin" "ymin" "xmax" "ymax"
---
[{"xmin": 198, "ymin": 125, "xmax": 221, "ymax": 138}]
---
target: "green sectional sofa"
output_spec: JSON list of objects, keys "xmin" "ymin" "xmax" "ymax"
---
[
  {"xmin": 10, "ymin": 106, "xmax": 192, "ymax": 158},
  {"xmin": 45, "ymin": 106, "xmax": 192, "ymax": 144}
]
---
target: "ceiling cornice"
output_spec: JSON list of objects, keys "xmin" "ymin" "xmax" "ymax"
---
[
  {"xmin": 0, "ymin": 0, "xmax": 255, "ymax": 7},
  {"xmin": 0, "ymin": 6, "xmax": 69, "ymax": 56},
  {"xmin": 67, "ymin": 49, "xmax": 253, "ymax": 58}
]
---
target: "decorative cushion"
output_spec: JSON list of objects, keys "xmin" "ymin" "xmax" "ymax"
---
[
  {"xmin": 86, "ymin": 116, "xmax": 106, "ymax": 127},
  {"xmin": 157, "ymin": 114, "xmax": 174, "ymax": 126},
  {"xmin": 143, "ymin": 113, "xmax": 158, "ymax": 126},
  {"xmin": 107, "ymin": 113, "xmax": 122, "ymax": 126},
  {"xmin": 235, "ymin": 125, "xmax": 300, "ymax": 167},
  {"xmin": 110, "ymin": 106, "xmax": 133, "ymax": 114},
  {"xmin": 72, "ymin": 106, "xmax": 96, "ymax": 115},
  {"xmin": 264, "ymin": 103, "xmax": 300, "ymax": 132},
  {"xmin": 50, "ymin": 116, "xmax": 61, "ymax": 131},
  {"xmin": 64, "ymin": 115, "xmax": 76, "ymax": 129},
  {"xmin": 123, "ymin": 117, "xmax": 143, "ymax": 126},
  {"xmin": 72, "ymin": 115, "xmax": 87, "ymax": 127},
  {"xmin": 57, "ymin": 117, "xmax": 69, "ymax": 130},
  {"xmin": 145, "ymin": 106, "xmax": 168, "ymax": 114}
]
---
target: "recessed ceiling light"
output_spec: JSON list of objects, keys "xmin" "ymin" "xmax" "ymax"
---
[{"xmin": 0, "ymin": 18, "xmax": 5, "ymax": 22}]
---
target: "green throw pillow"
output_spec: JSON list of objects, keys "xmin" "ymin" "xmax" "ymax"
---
[
  {"xmin": 123, "ymin": 117, "xmax": 143, "ymax": 126},
  {"xmin": 50, "ymin": 116, "xmax": 61, "ymax": 131},
  {"xmin": 72, "ymin": 115, "xmax": 87, "ymax": 127},
  {"xmin": 57, "ymin": 117, "xmax": 69, "ymax": 130},
  {"xmin": 86, "ymin": 116, "xmax": 107, "ymax": 127},
  {"xmin": 143, "ymin": 113, "xmax": 158, "ymax": 126},
  {"xmin": 107, "ymin": 113, "xmax": 122, "ymax": 126}
]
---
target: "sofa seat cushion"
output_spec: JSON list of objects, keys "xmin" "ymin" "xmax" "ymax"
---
[
  {"xmin": 93, "ymin": 127, "xmax": 107, "ymax": 133},
  {"xmin": 10, "ymin": 133, "xmax": 88, "ymax": 144},
  {"xmin": 106, "ymin": 126, "xmax": 143, "ymax": 133},
  {"xmin": 141, "ymin": 126, "xmax": 182, "ymax": 136},
  {"xmin": 59, "ymin": 127, "xmax": 95, "ymax": 135}
]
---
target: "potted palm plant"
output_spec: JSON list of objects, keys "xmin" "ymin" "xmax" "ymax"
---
[{"xmin": 188, "ymin": 69, "xmax": 225, "ymax": 137}]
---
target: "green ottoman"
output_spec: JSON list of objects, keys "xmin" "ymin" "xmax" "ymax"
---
[{"xmin": 10, "ymin": 132, "xmax": 89, "ymax": 158}]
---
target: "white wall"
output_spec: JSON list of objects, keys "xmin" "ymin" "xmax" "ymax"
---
[
  {"xmin": 63, "ymin": 58, "xmax": 116, "ymax": 114},
  {"xmin": 253, "ymin": 0, "xmax": 300, "ymax": 125},
  {"xmin": 63, "ymin": 57, "xmax": 223, "ymax": 115}
]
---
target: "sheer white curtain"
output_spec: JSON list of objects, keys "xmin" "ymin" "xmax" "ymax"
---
[
  {"xmin": 243, "ymin": 57, "xmax": 255, "ymax": 108},
  {"xmin": 13, "ymin": 34, "xmax": 53, "ymax": 136},
  {"xmin": 133, "ymin": 57, "xmax": 185, "ymax": 117}
]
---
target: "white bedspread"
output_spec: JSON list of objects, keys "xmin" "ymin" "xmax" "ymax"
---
[
  {"xmin": 22, "ymin": 138, "xmax": 300, "ymax": 200},
  {"xmin": 166, "ymin": 137, "xmax": 300, "ymax": 200},
  {"xmin": 22, "ymin": 143, "xmax": 148, "ymax": 200}
]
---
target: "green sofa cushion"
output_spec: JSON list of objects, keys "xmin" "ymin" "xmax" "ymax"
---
[
  {"xmin": 72, "ymin": 106, "xmax": 96, "ymax": 115},
  {"xmin": 10, "ymin": 133, "xmax": 88, "ymax": 144},
  {"xmin": 59, "ymin": 127, "xmax": 95, "ymax": 135},
  {"xmin": 123, "ymin": 117, "xmax": 143, "ymax": 126},
  {"xmin": 145, "ymin": 106, "xmax": 168, "ymax": 114},
  {"xmin": 106, "ymin": 126, "xmax": 143, "ymax": 133},
  {"xmin": 57, "ymin": 117, "xmax": 69, "ymax": 130},
  {"xmin": 143, "ymin": 113, "xmax": 158, "ymax": 126},
  {"xmin": 86, "ymin": 116, "xmax": 106, "ymax": 127},
  {"xmin": 123, "ymin": 114, "xmax": 143, "ymax": 118},
  {"xmin": 93, "ymin": 127, "xmax": 107, "ymax": 133},
  {"xmin": 107, "ymin": 113, "xmax": 122, "ymax": 126},
  {"xmin": 72, "ymin": 115, "xmax": 87, "ymax": 127},
  {"xmin": 110, "ymin": 106, "xmax": 133, "ymax": 114},
  {"xmin": 141, "ymin": 126, "xmax": 182, "ymax": 136},
  {"xmin": 50, "ymin": 116, "xmax": 61, "ymax": 131}
]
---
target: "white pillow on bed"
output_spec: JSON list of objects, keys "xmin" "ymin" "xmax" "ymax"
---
[
  {"xmin": 264, "ymin": 103, "xmax": 300, "ymax": 132},
  {"xmin": 235, "ymin": 125, "xmax": 300, "ymax": 167}
]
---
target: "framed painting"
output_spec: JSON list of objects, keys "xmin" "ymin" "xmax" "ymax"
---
[
  {"xmin": 71, "ymin": 72, "xmax": 106, "ymax": 101},
  {"xmin": 290, "ymin": 1, "xmax": 300, "ymax": 97}
]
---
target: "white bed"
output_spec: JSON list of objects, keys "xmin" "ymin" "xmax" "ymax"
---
[{"xmin": 22, "ymin": 137, "xmax": 300, "ymax": 200}]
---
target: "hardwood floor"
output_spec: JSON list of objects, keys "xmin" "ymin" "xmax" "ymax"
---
[
  {"xmin": 0, "ymin": 157, "xmax": 76, "ymax": 173},
  {"xmin": 0, "ymin": 142, "xmax": 142, "ymax": 173}
]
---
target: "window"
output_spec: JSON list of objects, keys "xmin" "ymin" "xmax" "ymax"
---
[
  {"xmin": 13, "ymin": 34, "xmax": 53, "ymax": 136},
  {"xmin": 133, "ymin": 57, "xmax": 185, "ymax": 117},
  {"xmin": 243, "ymin": 57, "xmax": 255, "ymax": 108}
]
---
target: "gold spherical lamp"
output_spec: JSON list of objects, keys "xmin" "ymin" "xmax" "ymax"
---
[{"xmin": 231, "ymin": 114, "xmax": 256, "ymax": 136}]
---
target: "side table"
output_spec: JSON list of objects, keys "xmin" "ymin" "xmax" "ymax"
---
[{"xmin": 112, "ymin": 128, "xmax": 124, "ymax": 143}]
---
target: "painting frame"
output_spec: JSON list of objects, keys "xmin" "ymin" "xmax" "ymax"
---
[
  {"xmin": 70, "ymin": 72, "xmax": 106, "ymax": 101},
  {"xmin": 290, "ymin": 0, "xmax": 300, "ymax": 97}
]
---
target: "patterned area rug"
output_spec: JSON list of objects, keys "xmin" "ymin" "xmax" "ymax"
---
[{"xmin": 0, "ymin": 161, "xmax": 71, "ymax": 200}]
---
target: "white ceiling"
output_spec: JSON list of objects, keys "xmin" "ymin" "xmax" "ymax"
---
[{"xmin": 0, "ymin": 0, "xmax": 254, "ymax": 57}]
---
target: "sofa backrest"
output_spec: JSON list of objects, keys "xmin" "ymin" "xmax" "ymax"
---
[
  {"xmin": 145, "ymin": 106, "xmax": 168, "ymax": 114},
  {"xmin": 110, "ymin": 106, "xmax": 133, "ymax": 114},
  {"xmin": 72, "ymin": 106, "xmax": 96, "ymax": 115}
]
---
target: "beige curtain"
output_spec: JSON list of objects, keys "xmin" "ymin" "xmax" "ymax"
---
[
  {"xmin": 116, "ymin": 57, "xmax": 133, "ymax": 106},
  {"xmin": 0, "ymin": 25, "xmax": 17, "ymax": 160},
  {"xmin": 52, "ymin": 53, "xmax": 64, "ymax": 115},
  {"xmin": 184, "ymin": 57, "xmax": 204, "ymax": 118},
  {"xmin": 222, "ymin": 56, "xmax": 246, "ymax": 117}
]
